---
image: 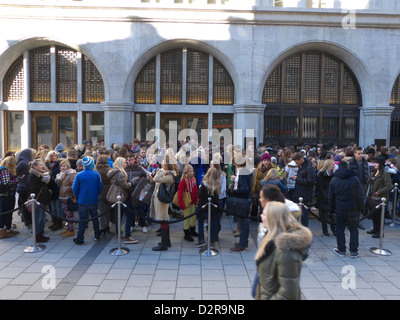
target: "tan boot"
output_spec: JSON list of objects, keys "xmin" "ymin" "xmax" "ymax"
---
[
  {"xmin": 6, "ymin": 229, "xmax": 18, "ymax": 236},
  {"xmin": 62, "ymin": 230, "xmax": 75, "ymax": 237},
  {"xmin": 0, "ymin": 229, "xmax": 11, "ymax": 239},
  {"xmin": 60, "ymin": 228, "xmax": 69, "ymax": 235}
]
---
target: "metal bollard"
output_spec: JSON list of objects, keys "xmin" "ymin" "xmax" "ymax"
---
[
  {"xmin": 199, "ymin": 197, "xmax": 219, "ymax": 257},
  {"xmin": 387, "ymin": 183, "xmax": 400, "ymax": 228},
  {"xmin": 24, "ymin": 194, "xmax": 46, "ymax": 253},
  {"xmin": 370, "ymin": 198, "xmax": 392, "ymax": 256},
  {"xmin": 110, "ymin": 196, "xmax": 129, "ymax": 256}
]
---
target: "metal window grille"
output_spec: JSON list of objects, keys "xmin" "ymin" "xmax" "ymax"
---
[
  {"xmin": 161, "ymin": 49, "xmax": 182, "ymax": 104},
  {"xmin": 213, "ymin": 58, "xmax": 234, "ymax": 105},
  {"xmin": 56, "ymin": 47, "xmax": 78, "ymax": 103},
  {"xmin": 187, "ymin": 49, "xmax": 209, "ymax": 105},
  {"xmin": 304, "ymin": 53, "xmax": 321, "ymax": 104},
  {"xmin": 134, "ymin": 57, "xmax": 156, "ymax": 104},
  {"xmin": 30, "ymin": 47, "xmax": 51, "ymax": 102},
  {"xmin": 3, "ymin": 56, "xmax": 24, "ymax": 102},
  {"xmin": 82, "ymin": 55, "xmax": 105, "ymax": 103},
  {"xmin": 323, "ymin": 55, "xmax": 340, "ymax": 104},
  {"xmin": 283, "ymin": 55, "xmax": 301, "ymax": 104},
  {"xmin": 391, "ymin": 76, "xmax": 400, "ymax": 106},
  {"xmin": 342, "ymin": 67, "xmax": 360, "ymax": 105},
  {"xmin": 263, "ymin": 65, "xmax": 281, "ymax": 103}
]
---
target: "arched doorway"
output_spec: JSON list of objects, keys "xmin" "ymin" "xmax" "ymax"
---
[
  {"xmin": 390, "ymin": 75, "xmax": 400, "ymax": 147},
  {"xmin": 262, "ymin": 51, "xmax": 361, "ymax": 147}
]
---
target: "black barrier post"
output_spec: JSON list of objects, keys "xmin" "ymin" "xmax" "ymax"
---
[
  {"xmin": 370, "ymin": 198, "xmax": 392, "ymax": 256},
  {"xmin": 24, "ymin": 194, "xmax": 46, "ymax": 253},
  {"xmin": 199, "ymin": 197, "xmax": 219, "ymax": 257},
  {"xmin": 110, "ymin": 196, "xmax": 129, "ymax": 256}
]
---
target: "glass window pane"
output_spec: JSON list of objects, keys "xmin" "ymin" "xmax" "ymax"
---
[
  {"xmin": 213, "ymin": 58, "xmax": 234, "ymax": 105},
  {"xmin": 58, "ymin": 116, "xmax": 76, "ymax": 149},
  {"xmin": 3, "ymin": 56, "xmax": 24, "ymax": 102},
  {"xmin": 187, "ymin": 50, "xmax": 209, "ymax": 105},
  {"xmin": 283, "ymin": 116, "xmax": 299, "ymax": 138},
  {"xmin": 82, "ymin": 56, "xmax": 104, "ymax": 103},
  {"xmin": 84, "ymin": 112, "xmax": 104, "ymax": 143},
  {"xmin": 135, "ymin": 113, "xmax": 155, "ymax": 142},
  {"xmin": 283, "ymin": 55, "xmax": 301, "ymax": 104},
  {"xmin": 303, "ymin": 116, "xmax": 319, "ymax": 139},
  {"xmin": 6, "ymin": 111, "xmax": 24, "ymax": 152},
  {"xmin": 135, "ymin": 57, "xmax": 156, "ymax": 104},
  {"xmin": 343, "ymin": 118, "xmax": 357, "ymax": 140},
  {"xmin": 37, "ymin": 116, "xmax": 53, "ymax": 147},
  {"xmin": 161, "ymin": 49, "xmax": 182, "ymax": 104}
]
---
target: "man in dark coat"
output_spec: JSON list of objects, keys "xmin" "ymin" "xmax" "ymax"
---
[
  {"xmin": 292, "ymin": 153, "xmax": 316, "ymax": 227},
  {"xmin": 329, "ymin": 161, "xmax": 364, "ymax": 258}
]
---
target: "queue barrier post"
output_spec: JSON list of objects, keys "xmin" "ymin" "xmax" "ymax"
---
[
  {"xmin": 298, "ymin": 197, "xmax": 307, "ymax": 223},
  {"xmin": 199, "ymin": 197, "xmax": 219, "ymax": 257},
  {"xmin": 110, "ymin": 196, "xmax": 130, "ymax": 256},
  {"xmin": 24, "ymin": 193, "xmax": 46, "ymax": 253},
  {"xmin": 370, "ymin": 198, "xmax": 392, "ymax": 256},
  {"xmin": 387, "ymin": 183, "xmax": 400, "ymax": 228}
]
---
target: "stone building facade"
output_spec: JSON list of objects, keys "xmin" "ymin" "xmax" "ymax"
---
[{"xmin": 1, "ymin": 0, "xmax": 400, "ymax": 154}]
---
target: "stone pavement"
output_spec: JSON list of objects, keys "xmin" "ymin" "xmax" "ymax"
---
[{"xmin": 0, "ymin": 210, "xmax": 400, "ymax": 300}]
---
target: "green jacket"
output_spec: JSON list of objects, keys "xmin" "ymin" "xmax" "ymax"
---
[
  {"xmin": 255, "ymin": 225, "xmax": 312, "ymax": 300},
  {"xmin": 366, "ymin": 171, "xmax": 392, "ymax": 203}
]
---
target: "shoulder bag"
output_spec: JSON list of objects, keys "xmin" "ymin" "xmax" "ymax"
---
[
  {"xmin": 157, "ymin": 182, "xmax": 175, "ymax": 204},
  {"xmin": 225, "ymin": 196, "xmax": 251, "ymax": 219}
]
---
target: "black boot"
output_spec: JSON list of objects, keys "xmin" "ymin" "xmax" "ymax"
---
[
  {"xmin": 322, "ymin": 223, "xmax": 330, "ymax": 237},
  {"xmin": 51, "ymin": 218, "xmax": 63, "ymax": 231},
  {"xmin": 367, "ymin": 214, "xmax": 379, "ymax": 234},
  {"xmin": 184, "ymin": 229, "xmax": 194, "ymax": 242},
  {"xmin": 152, "ymin": 229, "xmax": 168, "ymax": 251},
  {"xmin": 189, "ymin": 226, "xmax": 198, "ymax": 237}
]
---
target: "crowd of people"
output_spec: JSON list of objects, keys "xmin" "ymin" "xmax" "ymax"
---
[{"xmin": 0, "ymin": 137, "xmax": 399, "ymax": 299}]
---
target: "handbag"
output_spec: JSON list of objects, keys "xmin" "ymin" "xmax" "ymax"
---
[
  {"xmin": 225, "ymin": 196, "xmax": 251, "ymax": 218},
  {"xmin": 157, "ymin": 182, "xmax": 175, "ymax": 204},
  {"xmin": 67, "ymin": 197, "xmax": 78, "ymax": 212},
  {"xmin": 368, "ymin": 195, "xmax": 382, "ymax": 210},
  {"xmin": 172, "ymin": 179, "xmax": 191, "ymax": 208},
  {"xmin": 106, "ymin": 183, "xmax": 126, "ymax": 203},
  {"xmin": 131, "ymin": 177, "xmax": 154, "ymax": 206}
]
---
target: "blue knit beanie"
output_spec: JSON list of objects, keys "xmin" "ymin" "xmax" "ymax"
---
[{"xmin": 82, "ymin": 156, "xmax": 94, "ymax": 170}]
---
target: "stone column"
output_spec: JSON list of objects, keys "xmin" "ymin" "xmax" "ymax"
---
[
  {"xmin": 234, "ymin": 104, "xmax": 266, "ymax": 147},
  {"xmin": 101, "ymin": 101, "xmax": 134, "ymax": 148},
  {"xmin": 359, "ymin": 106, "xmax": 394, "ymax": 147}
]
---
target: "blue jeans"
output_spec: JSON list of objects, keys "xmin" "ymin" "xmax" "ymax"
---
[
  {"xmin": 197, "ymin": 210, "xmax": 219, "ymax": 243},
  {"xmin": 335, "ymin": 210, "xmax": 359, "ymax": 253},
  {"xmin": 115, "ymin": 200, "xmax": 134, "ymax": 239},
  {"xmin": 77, "ymin": 204, "xmax": 100, "ymax": 242},
  {"xmin": 34, "ymin": 205, "xmax": 46, "ymax": 235}
]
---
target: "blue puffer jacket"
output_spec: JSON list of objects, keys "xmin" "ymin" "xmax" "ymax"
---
[{"xmin": 72, "ymin": 169, "xmax": 103, "ymax": 205}]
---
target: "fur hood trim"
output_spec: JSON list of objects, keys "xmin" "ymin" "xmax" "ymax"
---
[{"xmin": 274, "ymin": 225, "xmax": 313, "ymax": 252}]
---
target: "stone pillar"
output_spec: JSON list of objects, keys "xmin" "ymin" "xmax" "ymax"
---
[
  {"xmin": 234, "ymin": 104, "xmax": 265, "ymax": 147},
  {"xmin": 359, "ymin": 106, "xmax": 394, "ymax": 147},
  {"xmin": 101, "ymin": 101, "xmax": 134, "ymax": 148}
]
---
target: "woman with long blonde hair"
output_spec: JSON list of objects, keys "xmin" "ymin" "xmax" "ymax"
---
[
  {"xmin": 260, "ymin": 168, "xmax": 287, "ymax": 195},
  {"xmin": 255, "ymin": 201, "xmax": 312, "ymax": 300},
  {"xmin": 178, "ymin": 164, "xmax": 198, "ymax": 242},
  {"xmin": 0, "ymin": 156, "xmax": 19, "ymax": 238}
]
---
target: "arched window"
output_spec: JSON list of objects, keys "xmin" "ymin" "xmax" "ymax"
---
[
  {"xmin": 2, "ymin": 45, "xmax": 105, "ymax": 151},
  {"xmin": 262, "ymin": 51, "xmax": 361, "ymax": 147},
  {"xmin": 134, "ymin": 48, "xmax": 234, "ymax": 106}
]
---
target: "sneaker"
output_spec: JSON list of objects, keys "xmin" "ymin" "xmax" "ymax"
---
[
  {"xmin": 229, "ymin": 245, "xmax": 247, "ymax": 253},
  {"xmin": 350, "ymin": 251, "xmax": 360, "ymax": 259},
  {"xmin": 196, "ymin": 240, "xmax": 206, "ymax": 248},
  {"xmin": 333, "ymin": 248, "xmax": 346, "ymax": 257},
  {"xmin": 73, "ymin": 238, "xmax": 84, "ymax": 245},
  {"xmin": 93, "ymin": 235, "xmax": 101, "ymax": 241},
  {"xmin": 142, "ymin": 226, "xmax": 148, "ymax": 234},
  {"xmin": 124, "ymin": 237, "xmax": 139, "ymax": 244}
]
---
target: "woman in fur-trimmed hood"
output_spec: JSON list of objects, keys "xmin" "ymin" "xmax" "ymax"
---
[{"xmin": 255, "ymin": 201, "xmax": 312, "ymax": 300}]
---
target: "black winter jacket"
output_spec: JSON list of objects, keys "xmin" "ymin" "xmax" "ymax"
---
[
  {"xmin": 316, "ymin": 170, "xmax": 333, "ymax": 212},
  {"xmin": 348, "ymin": 157, "xmax": 369, "ymax": 188},
  {"xmin": 293, "ymin": 158, "xmax": 316, "ymax": 204},
  {"xmin": 328, "ymin": 168, "xmax": 364, "ymax": 214}
]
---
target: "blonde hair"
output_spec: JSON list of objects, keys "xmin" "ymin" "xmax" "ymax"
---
[
  {"xmin": 255, "ymin": 201, "xmax": 301, "ymax": 260},
  {"xmin": 202, "ymin": 167, "xmax": 221, "ymax": 196},
  {"xmin": 264, "ymin": 168, "xmax": 280, "ymax": 181},
  {"xmin": 45, "ymin": 150, "xmax": 59, "ymax": 163},
  {"xmin": 59, "ymin": 159, "xmax": 71, "ymax": 169},
  {"xmin": 317, "ymin": 159, "xmax": 334, "ymax": 175},
  {"xmin": 113, "ymin": 157, "xmax": 128, "ymax": 178},
  {"xmin": 0, "ymin": 156, "xmax": 17, "ymax": 176},
  {"xmin": 181, "ymin": 164, "xmax": 194, "ymax": 181}
]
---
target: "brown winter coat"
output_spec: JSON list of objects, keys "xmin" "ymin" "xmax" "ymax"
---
[
  {"xmin": 96, "ymin": 164, "xmax": 112, "ymax": 196},
  {"xmin": 55, "ymin": 169, "xmax": 76, "ymax": 199},
  {"xmin": 107, "ymin": 168, "xmax": 132, "ymax": 203},
  {"xmin": 150, "ymin": 169, "xmax": 177, "ymax": 222},
  {"xmin": 255, "ymin": 224, "xmax": 312, "ymax": 300}
]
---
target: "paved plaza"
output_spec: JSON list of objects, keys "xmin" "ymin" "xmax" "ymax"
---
[{"xmin": 0, "ymin": 210, "xmax": 400, "ymax": 300}]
